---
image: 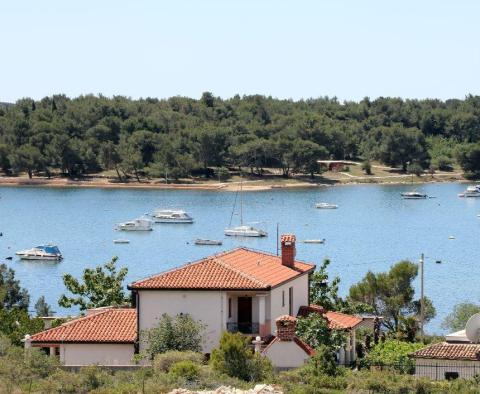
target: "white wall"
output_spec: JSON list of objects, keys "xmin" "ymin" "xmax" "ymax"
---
[
  {"xmin": 270, "ymin": 274, "xmax": 309, "ymax": 334},
  {"xmin": 263, "ymin": 340, "xmax": 310, "ymax": 369},
  {"xmin": 61, "ymin": 344, "xmax": 134, "ymax": 366},
  {"xmin": 415, "ymin": 359, "xmax": 480, "ymax": 380},
  {"xmin": 138, "ymin": 290, "xmax": 227, "ymax": 353}
]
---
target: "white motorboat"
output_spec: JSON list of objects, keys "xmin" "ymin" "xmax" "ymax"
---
[
  {"xmin": 225, "ymin": 225, "xmax": 267, "ymax": 237},
  {"xmin": 16, "ymin": 244, "xmax": 62, "ymax": 261},
  {"xmin": 152, "ymin": 209, "xmax": 194, "ymax": 223},
  {"xmin": 315, "ymin": 203, "xmax": 338, "ymax": 209},
  {"xmin": 224, "ymin": 182, "xmax": 268, "ymax": 237},
  {"xmin": 458, "ymin": 186, "xmax": 480, "ymax": 198},
  {"xmin": 401, "ymin": 191, "xmax": 428, "ymax": 199},
  {"xmin": 115, "ymin": 218, "xmax": 153, "ymax": 231},
  {"xmin": 195, "ymin": 239, "xmax": 223, "ymax": 246},
  {"xmin": 113, "ymin": 239, "xmax": 130, "ymax": 244}
]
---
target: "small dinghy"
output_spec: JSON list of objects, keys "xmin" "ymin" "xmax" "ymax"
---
[
  {"xmin": 113, "ymin": 239, "xmax": 130, "ymax": 244},
  {"xmin": 302, "ymin": 239, "xmax": 325, "ymax": 244},
  {"xmin": 315, "ymin": 203, "xmax": 338, "ymax": 209},
  {"xmin": 195, "ymin": 239, "xmax": 223, "ymax": 246}
]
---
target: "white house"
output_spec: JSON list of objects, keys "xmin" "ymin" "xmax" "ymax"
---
[
  {"xmin": 411, "ymin": 329, "xmax": 480, "ymax": 380},
  {"xmin": 27, "ymin": 234, "xmax": 367, "ymax": 368}
]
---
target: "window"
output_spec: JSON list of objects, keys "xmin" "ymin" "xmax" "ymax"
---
[
  {"xmin": 282, "ymin": 291, "xmax": 285, "ymax": 307},
  {"xmin": 289, "ymin": 287, "xmax": 293, "ymax": 316},
  {"xmin": 445, "ymin": 372, "xmax": 459, "ymax": 380},
  {"xmin": 228, "ymin": 298, "xmax": 232, "ymax": 318}
]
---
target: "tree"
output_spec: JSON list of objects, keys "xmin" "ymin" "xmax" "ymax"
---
[
  {"xmin": 456, "ymin": 143, "xmax": 480, "ymax": 179},
  {"xmin": 8, "ymin": 144, "xmax": 43, "ymax": 178},
  {"xmin": 35, "ymin": 296, "xmax": 53, "ymax": 317},
  {"xmin": 58, "ymin": 257, "xmax": 129, "ymax": 311},
  {"xmin": 309, "ymin": 259, "xmax": 371, "ymax": 314},
  {"xmin": 142, "ymin": 313, "xmax": 204, "ymax": 359},
  {"xmin": 0, "ymin": 264, "xmax": 30, "ymax": 310},
  {"xmin": 348, "ymin": 261, "xmax": 436, "ymax": 333},
  {"xmin": 442, "ymin": 302, "xmax": 480, "ymax": 332},
  {"xmin": 361, "ymin": 159, "xmax": 372, "ymax": 175},
  {"xmin": 296, "ymin": 312, "xmax": 345, "ymax": 350},
  {"xmin": 290, "ymin": 140, "xmax": 328, "ymax": 178}
]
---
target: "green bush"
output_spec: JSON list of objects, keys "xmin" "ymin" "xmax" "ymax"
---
[
  {"xmin": 304, "ymin": 344, "xmax": 339, "ymax": 377},
  {"xmin": 142, "ymin": 313, "xmax": 205, "ymax": 359},
  {"xmin": 169, "ymin": 360, "xmax": 200, "ymax": 381},
  {"xmin": 216, "ymin": 166, "xmax": 230, "ymax": 181},
  {"xmin": 362, "ymin": 159, "xmax": 372, "ymax": 175},
  {"xmin": 360, "ymin": 339, "xmax": 424, "ymax": 373},
  {"xmin": 211, "ymin": 332, "xmax": 253, "ymax": 381},
  {"xmin": 210, "ymin": 331, "xmax": 271, "ymax": 382},
  {"xmin": 153, "ymin": 350, "xmax": 204, "ymax": 373}
]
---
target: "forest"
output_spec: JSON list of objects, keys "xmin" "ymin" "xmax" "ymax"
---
[{"xmin": 1, "ymin": 93, "xmax": 480, "ymax": 181}]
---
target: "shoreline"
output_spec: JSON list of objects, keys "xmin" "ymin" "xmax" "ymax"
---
[{"xmin": 0, "ymin": 173, "xmax": 470, "ymax": 192}]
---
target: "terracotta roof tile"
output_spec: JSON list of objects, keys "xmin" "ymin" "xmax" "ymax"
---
[
  {"xmin": 29, "ymin": 308, "xmax": 136, "ymax": 344},
  {"xmin": 411, "ymin": 342, "xmax": 480, "ymax": 361},
  {"xmin": 297, "ymin": 305, "xmax": 363, "ymax": 330},
  {"xmin": 129, "ymin": 247, "xmax": 315, "ymax": 290}
]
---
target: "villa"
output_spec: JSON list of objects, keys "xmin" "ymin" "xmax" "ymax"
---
[{"xmin": 26, "ymin": 234, "xmax": 367, "ymax": 368}]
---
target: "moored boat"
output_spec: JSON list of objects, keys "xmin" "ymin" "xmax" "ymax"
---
[
  {"xmin": 113, "ymin": 239, "xmax": 130, "ymax": 244},
  {"xmin": 401, "ymin": 191, "xmax": 428, "ymax": 199},
  {"xmin": 302, "ymin": 239, "xmax": 325, "ymax": 244},
  {"xmin": 115, "ymin": 218, "xmax": 153, "ymax": 231},
  {"xmin": 225, "ymin": 225, "xmax": 268, "ymax": 237},
  {"xmin": 458, "ymin": 185, "xmax": 480, "ymax": 198},
  {"xmin": 152, "ymin": 209, "xmax": 194, "ymax": 223},
  {"xmin": 315, "ymin": 203, "xmax": 338, "ymax": 209},
  {"xmin": 195, "ymin": 239, "xmax": 223, "ymax": 245},
  {"xmin": 16, "ymin": 244, "xmax": 62, "ymax": 261}
]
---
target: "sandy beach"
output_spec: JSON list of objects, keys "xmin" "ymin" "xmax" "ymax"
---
[{"xmin": 0, "ymin": 170, "xmax": 467, "ymax": 192}]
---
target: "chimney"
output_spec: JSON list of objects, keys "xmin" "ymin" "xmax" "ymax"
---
[
  {"xmin": 281, "ymin": 234, "xmax": 296, "ymax": 268},
  {"xmin": 275, "ymin": 315, "xmax": 297, "ymax": 341}
]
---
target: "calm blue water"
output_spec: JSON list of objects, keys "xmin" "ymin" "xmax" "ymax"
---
[{"xmin": 0, "ymin": 183, "xmax": 479, "ymax": 334}]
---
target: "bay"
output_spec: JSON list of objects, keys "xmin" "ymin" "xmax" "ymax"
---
[{"xmin": 0, "ymin": 182, "xmax": 479, "ymax": 334}]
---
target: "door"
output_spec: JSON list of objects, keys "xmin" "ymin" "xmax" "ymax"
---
[{"xmin": 237, "ymin": 297, "xmax": 252, "ymax": 333}]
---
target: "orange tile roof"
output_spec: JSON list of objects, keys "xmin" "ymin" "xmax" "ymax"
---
[
  {"xmin": 262, "ymin": 336, "xmax": 315, "ymax": 357},
  {"xmin": 411, "ymin": 342, "xmax": 480, "ymax": 361},
  {"xmin": 297, "ymin": 305, "xmax": 363, "ymax": 330},
  {"xmin": 29, "ymin": 308, "xmax": 136, "ymax": 344},
  {"xmin": 129, "ymin": 247, "xmax": 315, "ymax": 290}
]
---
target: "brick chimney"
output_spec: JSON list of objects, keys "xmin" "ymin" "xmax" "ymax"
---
[
  {"xmin": 276, "ymin": 315, "xmax": 297, "ymax": 341},
  {"xmin": 281, "ymin": 234, "xmax": 296, "ymax": 268}
]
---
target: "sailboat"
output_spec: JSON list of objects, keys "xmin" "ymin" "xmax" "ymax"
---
[{"xmin": 224, "ymin": 182, "xmax": 268, "ymax": 237}]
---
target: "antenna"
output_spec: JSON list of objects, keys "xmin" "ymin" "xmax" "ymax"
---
[{"xmin": 465, "ymin": 313, "xmax": 480, "ymax": 343}]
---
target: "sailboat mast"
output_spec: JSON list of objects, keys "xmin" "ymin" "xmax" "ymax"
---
[{"xmin": 240, "ymin": 180, "xmax": 243, "ymax": 225}]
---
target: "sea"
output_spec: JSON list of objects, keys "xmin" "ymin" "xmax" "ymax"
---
[{"xmin": 0, "ymin": 182, "xmax": 479, "ymax": 334}]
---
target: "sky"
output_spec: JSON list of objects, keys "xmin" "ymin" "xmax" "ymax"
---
[{"xmin": 1, "ymin": 0, "xmax": 479, "ymax": 103}]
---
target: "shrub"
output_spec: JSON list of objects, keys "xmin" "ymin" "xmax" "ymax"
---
[
  {"xmin": 142, "ymin": 313, "xmax": 205, "ymax": 359},
  {"xmin": 360, "ymin": 339, "xmax": 424, "ymax": 373},
  {"xmin": 169, "ymin": 360, "xmax": 200, "ymax": 381},
  {"xmin": 362, "ymin": 159, "xmax": 372, "ymax": 175},
  {"xmin": 210, "ymin": 331, "xmax": 271, "ymax": 382},
  {"xmin": 305, "ymin": 345, "xmax": 339, "ymax": 377},
  {"xmin": 153, "ymin": 350, "xmax": 204, "ymax": 373},
  {"xmin": 210, "ymin": 332, "xmax": 253, "ymax": 381}
]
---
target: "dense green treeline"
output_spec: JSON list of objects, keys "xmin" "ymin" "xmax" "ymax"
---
[{"xmin": 1, "ymin": 93, "xmax": 480, "ymax": 180}]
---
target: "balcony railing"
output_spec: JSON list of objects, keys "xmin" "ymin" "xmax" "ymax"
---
[{"xmin": 226, "ymin": 322, "xmax": 260, "ymax": 334}]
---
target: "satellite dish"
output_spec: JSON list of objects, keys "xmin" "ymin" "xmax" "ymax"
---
[{"xmin": 465, "ymin": 313, "xmax": 480, "ymax": 343}]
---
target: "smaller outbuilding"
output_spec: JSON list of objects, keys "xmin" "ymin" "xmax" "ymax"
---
[
  {"xmin": 262, "ymin": 315, "xmax": 314, "ymax": 369},
  {"xmin": 411, "ymin": 329, "xmax": 480, "ymax": 380}
]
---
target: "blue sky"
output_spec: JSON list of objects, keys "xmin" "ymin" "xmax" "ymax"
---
[{"xmin": 1, "ymin": 0, "xmax": 479, "ymax": 102}]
